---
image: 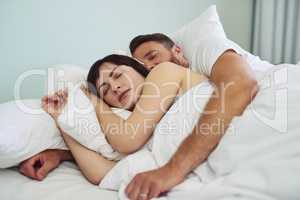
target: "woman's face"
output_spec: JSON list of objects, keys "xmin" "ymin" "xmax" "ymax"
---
[{"xmin": 96, "ymin": 62, "xmax": 145, "ymax": 110}]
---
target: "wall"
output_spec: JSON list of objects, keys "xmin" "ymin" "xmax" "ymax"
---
[{"xmin": 0, "ymin": 0, "xmax": 253, "ymax": 103}]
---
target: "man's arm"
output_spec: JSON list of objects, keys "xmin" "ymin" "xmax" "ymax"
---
[
  {"xmin": 125, "ymin": 50, "xmax": 259, "ymax": 200},
  {"xmin": 162, "ymin": 50, "xmax": 258, "ymax": 176}
]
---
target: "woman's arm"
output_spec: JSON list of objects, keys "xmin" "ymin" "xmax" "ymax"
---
[
  {"xmin": 93, "ymin": 62, "xmax": 185, "ymax": 154},
  {"xmin": 42, "ymin": 91, "xmax": 115, "ymax": 185},
  {"xmin": 59, "ymin": 129, "xmax": 116, "ymax": 185}
]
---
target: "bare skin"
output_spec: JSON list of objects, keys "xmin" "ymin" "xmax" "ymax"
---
[
  {"xmin": 125, "ymin": 45, "xmax": 258, "ymax": 200},
  {"xmin": 39, "ymin": 62, "xmax": 206, "ymax": 185},
  {"xmin": 19, "ymin": 149, "xmax": 72, "ymax": 181},
  {"xmin": 20, "ymin": 39, "xmax": 257, "ymax": 200}
]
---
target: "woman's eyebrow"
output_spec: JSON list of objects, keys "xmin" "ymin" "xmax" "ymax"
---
[
  {"xmin": 98, "ymin": 66, "xmax": 120, "ymax": 90},
  {"xmin": 109, "ymin": 66, "xmax": 119, "ymax": 77}
]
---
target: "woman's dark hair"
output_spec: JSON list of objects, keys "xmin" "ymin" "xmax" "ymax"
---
[{"xmin": 87, "ymin": 54, "xmax": 149, "ymax": 97}]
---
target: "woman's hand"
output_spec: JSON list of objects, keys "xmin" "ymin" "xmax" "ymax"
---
[{"xmin": 41, "ymin": 89, "xmax": 68, "ymax": 121}]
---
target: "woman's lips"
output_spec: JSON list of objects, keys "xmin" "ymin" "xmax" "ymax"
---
[{"xmin": 119, "ymin": 89, "xmax": 130, "ymax": 102}]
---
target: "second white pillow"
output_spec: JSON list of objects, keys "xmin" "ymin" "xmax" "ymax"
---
[{"xmin": 57, "ymin": 87, "xmax": 131, "ymax": 161}]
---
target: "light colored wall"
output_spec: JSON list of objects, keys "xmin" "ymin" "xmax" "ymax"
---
[
  {"xmin": 216, "ymin": 0, "xmax": 253, "ymax": 51},
  {"xmin": 0, "ymin": 0, "xmax": 253, "ymax": 103}
]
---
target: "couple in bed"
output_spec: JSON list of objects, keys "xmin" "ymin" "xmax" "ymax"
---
[{"xmin": 19, "ymin": 33, "xmax": 260, "ymax": 200}]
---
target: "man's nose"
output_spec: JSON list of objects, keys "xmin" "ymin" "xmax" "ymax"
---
[{"xmin": 145, "ymin": 63, "xmax": 155, "ymax": 70}]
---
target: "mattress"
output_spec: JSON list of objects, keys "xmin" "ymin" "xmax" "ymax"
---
[{"xmin": 0, "ymin": 161, "xmax": 117, "ymax": 200}]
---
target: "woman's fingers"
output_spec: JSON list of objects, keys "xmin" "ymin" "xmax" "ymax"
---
[
  {"xmin": 41, "ymin": 89, "xmax": 69, "ymax": 120},
  {"xmin": 52, "ymin": 89, "xmax": 68, "ymax": 105},
  {"xmin": 80, "ymin": 85, "xmax": 91, "ymax": 97}
]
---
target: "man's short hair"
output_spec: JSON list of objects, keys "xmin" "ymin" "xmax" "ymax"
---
[{"xmin": 129, "ymin": 33, "xmax": 175, "ymax": 55}]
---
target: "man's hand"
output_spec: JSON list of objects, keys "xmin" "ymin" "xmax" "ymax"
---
[
  {"xmin": 125, "ymin": 165, "xmax": 184, "ymax": 200},
  {"xmin": 19, "ymin": 149, "xmax": 66, "ymax": 181}
]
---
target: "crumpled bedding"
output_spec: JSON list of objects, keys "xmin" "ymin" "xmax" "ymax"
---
[{"xmin": 99, "ymin": 64, "xmax": 300, "ymax": 200}]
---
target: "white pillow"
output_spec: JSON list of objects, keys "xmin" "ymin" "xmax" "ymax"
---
[
  {"xmin": 0, "ymin": 99, "xmax": 67, "ymax": 168},
  {"xmin": 170, "ymin": 5, "xmax": 273, "ymax": 75},
  {"xmin": 0, "ymin": 65, "xmax": 89, "ymax": 168},
  {"xmin": 57, "ymin": 87, "xmax": 131, "ymax": 161},
  {"xmin": 171, "ymin": 5, "xmax": 226, "ymax": 61}
]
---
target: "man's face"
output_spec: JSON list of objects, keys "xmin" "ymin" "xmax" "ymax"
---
[{"xmin": 132, "ymin": 41, "xmax": 187, "ymax": 70}]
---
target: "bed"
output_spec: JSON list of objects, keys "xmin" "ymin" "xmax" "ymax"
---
[
  {"xmin": 0, "ymin": 162, "xmax": 117, "ymax": 200},
  {"xmin": 1, "ymin": 4, "xmax": 299, "ymax": 199}
]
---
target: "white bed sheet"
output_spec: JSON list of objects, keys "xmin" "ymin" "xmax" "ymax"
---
[{"xmin": 0, "ymin": 161, "xmax": 117, "ymax": 200}]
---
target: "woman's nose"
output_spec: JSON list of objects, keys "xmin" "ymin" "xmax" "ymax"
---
[{"xmin": 111, "ymin": 82, "xmax": 121, "ymax": 93}]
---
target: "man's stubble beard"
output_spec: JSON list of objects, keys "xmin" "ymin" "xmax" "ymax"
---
[{"xmin": 171, "ymin": 54, "xmax": 189, "ymax": 68}]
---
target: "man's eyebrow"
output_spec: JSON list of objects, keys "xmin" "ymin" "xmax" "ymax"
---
[{"xmin": 144, "ymin": 50, "xmax": 156, "ymax": 59}]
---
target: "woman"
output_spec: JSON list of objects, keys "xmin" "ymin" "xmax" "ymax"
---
[{"xmin": 43, "ymin": 54, "xmax": 207, "ymax": 185}]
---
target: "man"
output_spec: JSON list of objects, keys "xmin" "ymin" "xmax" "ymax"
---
[
  {"xmin": 125, "ymin": 33, "xmax": 258, "ymax": 200},
  {"xmin": 20, "ymin": 33, "xmax": 258, "ymax": 200}
]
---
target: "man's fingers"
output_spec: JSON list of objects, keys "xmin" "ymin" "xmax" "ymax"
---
[
  {"xmin": 36, "ymin": 159, "xmax": 57, "ymax": 181},
  {"xmin": 19, "ymin": 165, "xmax": 36, "ymax": 179},
  {"xmin": 126, "ymin": 177, "xmax": 141, "ymax": 200},
  {"xmin": 125, "ymin": 178, "xmax": 136, "ymax": 196},
  {"xmin": 139, "ymin": 181, "xmax": 151, "ymax": 200},
  {"xmin": 19, "ymin": 156, "xmax": 41, "ymax": 180},
  {"xmin": 129, "ymin": 184, "xmax": 141, "ymax": 200},
  {"xmin": 36, "ymin": 168, "xmax": 47, "ymax": 181},
  {"xmin": 148, "ymin": 184, "xmax": 161, "ymax": 200}
]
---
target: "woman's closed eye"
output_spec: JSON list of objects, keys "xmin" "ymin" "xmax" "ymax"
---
[{"xmin": 114, "ymin": 72, "xmax": 122, "ymax": 79}]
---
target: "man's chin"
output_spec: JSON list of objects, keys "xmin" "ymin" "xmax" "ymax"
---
[
  {"xmin": 171, "ymin": 57, "xmax": 182, "ymax": 66},
  {"xmin": 171, "ymin": 56, "xmax": 188, "ymax": 67}
]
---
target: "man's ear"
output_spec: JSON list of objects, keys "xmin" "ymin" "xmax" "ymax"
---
[
  {"xmin": 170, "ymin": 44, "xmax": 189, "ymax": 68},
  {"xmin": 171, "ymin": 44, "xmax": 183, "ymax": 57},
  {"xmin": 171, "ymin": 44, "xmax": 182, "ymax": 54}
]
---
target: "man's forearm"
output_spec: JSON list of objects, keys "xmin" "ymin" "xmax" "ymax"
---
[
  {"xmin": 165, "ymin": 76, "xmax": 258, "ymax": 177},
  {"xmin": 165, "ymin": 90, "xmax": 231, "ymax": 176}
]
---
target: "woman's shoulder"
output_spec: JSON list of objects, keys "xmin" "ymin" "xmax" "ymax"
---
[
  {"xmin": 146, "ymin": 62, "xmax": 187, "ymax": 82},
  {"xmin": 152, "ymin": 61, "xmax": 184, "ymax": 72}
]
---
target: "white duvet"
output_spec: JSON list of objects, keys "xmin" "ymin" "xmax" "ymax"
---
[
  {"xmin": 0, "ymin": 162, "xmax": 117, "ymax": 200},
  {"xmin": 99, "ymin": 64, "xmax": 300, "ymax": 200}
]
